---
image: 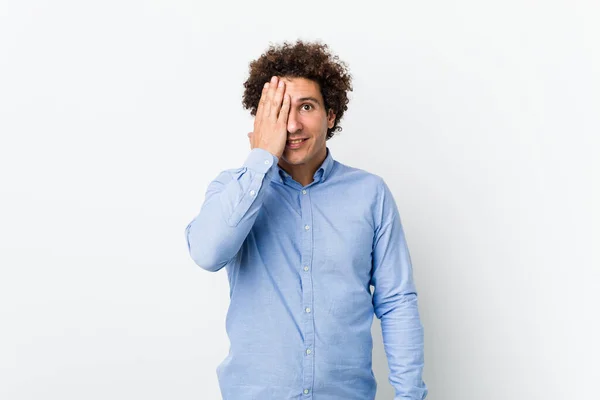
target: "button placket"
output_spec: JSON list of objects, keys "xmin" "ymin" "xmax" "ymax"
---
[{"xmin": 299, "ymin": 187, "xmax": 315, "ymax": 396}]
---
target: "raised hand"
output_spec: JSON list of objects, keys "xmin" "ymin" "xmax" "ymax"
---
[{"xmin": 247, "ymin": 76, "xmax": 291, "ymax": 159}]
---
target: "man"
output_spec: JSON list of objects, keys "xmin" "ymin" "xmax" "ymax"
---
[{"xmin": 185, "ymin": 40, "xmax": 428, "ymax": 399}]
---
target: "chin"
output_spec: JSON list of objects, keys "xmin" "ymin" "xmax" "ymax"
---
[{"xmin": 282, "ymin": 153, "xmax": 307, "ymax": 165}]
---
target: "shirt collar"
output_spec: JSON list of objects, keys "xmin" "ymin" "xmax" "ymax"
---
[{"xmin": 272, "ymin": 146, "xmax": 335, "ymax": 185}]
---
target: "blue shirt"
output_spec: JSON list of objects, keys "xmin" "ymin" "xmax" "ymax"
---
[{"xmin": 185, "ymin": 147, "xmax": 428, "ymax": 399}]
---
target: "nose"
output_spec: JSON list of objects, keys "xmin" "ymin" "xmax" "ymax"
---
[{"xmin": 286, "ymin": 108, "xmax": 303, "ymax": 134}]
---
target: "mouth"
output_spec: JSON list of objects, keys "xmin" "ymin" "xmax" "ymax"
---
[{"xmin": 286, "ymin": 137, "xmax": 309, "ymax": 149}]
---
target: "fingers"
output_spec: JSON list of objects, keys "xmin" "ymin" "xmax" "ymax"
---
[
  {"xmin": 252, "ymin": 76, "xmax": 287, "ymax": 152},
  {"xmin": 255, "ymin": 82, "xmax": 269, "ymax": 122},
  {"xmin": 261, "ymin": 76, "xmax": 287, "ymax": 119},
  {"xmin": 262, "ymin": 76, "xmax": 277, "ymax": 119},
  {"xmin": 278, "ymin": 94, "xmax": 291, "ymax": 125},
  {"xmin": 271, "ymin": 79, "xmax": 286, "ymax": 120}
]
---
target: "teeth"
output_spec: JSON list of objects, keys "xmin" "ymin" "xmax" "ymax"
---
[{"xmin": 288, "ymin": 139, "xmax": 304, "ymax": 144}]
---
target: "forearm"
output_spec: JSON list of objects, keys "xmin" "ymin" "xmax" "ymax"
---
[
  {"xmin": 185, "ymin": 148, "xmax": 278, "ymax": 271},
  {"xmin": 380, "ymin": 293, "xmax": 428, "ymax": 399}
]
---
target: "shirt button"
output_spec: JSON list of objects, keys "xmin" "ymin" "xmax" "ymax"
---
[
  {"xmin": 264, "ymin": 159, "xmax": 270, "ymax": 165},
  {"xmin": 302, "ymin": 189, "xmax": 307, "ymax": 195},
  {"xmin": 303, "ymin": 266, "xmax": 309, "ymax": 272},
  {"xmin": 305, "ymin": 307, "xmax": 311, "ymax": 313},
  {"xmin": 249, "ymin": 190, "xmax": 256, "ymax": 196},
  {"xmin": 304, "ymin": 389, "xmax": 309, "ymax": 394},
  {"xmin": 304, "ymin": 225, "xmax": 310, "ymax": 230},
  {"xmin": 306, "ymin": 348, "xmax": 312, "ymax": 355}
]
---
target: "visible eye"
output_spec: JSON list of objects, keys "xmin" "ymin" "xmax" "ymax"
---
[{"xmin": 301, "ymin": 104, "xmax": 313, "ymax": 111}]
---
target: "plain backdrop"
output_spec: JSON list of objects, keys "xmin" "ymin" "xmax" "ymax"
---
[{"xmin": 1, "ymin": 1, "xmax": 599, "ymax": 399}]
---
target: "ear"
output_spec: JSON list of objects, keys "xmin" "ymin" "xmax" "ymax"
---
[{"xmin": 326, "ymin": 109, "xmax": 336, "ymax": 129}]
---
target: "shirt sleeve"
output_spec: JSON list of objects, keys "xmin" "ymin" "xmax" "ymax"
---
[
  {"xmin": 184, "ymin": 148, "xmax": 279, "ymax": 272},
  {"xmin": 370, "ymin": 178, "xmax": 428, "ymax": 399}
]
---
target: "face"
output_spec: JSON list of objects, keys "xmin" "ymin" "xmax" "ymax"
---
[{"xmin": 279, "ymin": 77, "xmax": 336, "ymax": 168}]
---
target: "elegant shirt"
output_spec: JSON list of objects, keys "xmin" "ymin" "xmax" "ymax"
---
[{"xmin": 185, "ymin": 146, "xmax": 428, "ymax": 400}]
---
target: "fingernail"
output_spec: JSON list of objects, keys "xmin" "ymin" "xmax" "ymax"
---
[
  {"xmin": 271, "ymin": 76, "xmax": 277, "ymax": 83},
  {"xmin": 264, "ymin": 82, "xmax": 269, "ymax": 88},
  {"xmin": 278, "ymin": 80, "xmax": 284, "ymax": 87}
]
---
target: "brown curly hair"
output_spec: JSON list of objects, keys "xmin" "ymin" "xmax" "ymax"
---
[{"xmin": 242, "ymin": 39, "xmax": 353, "ymax": 140}]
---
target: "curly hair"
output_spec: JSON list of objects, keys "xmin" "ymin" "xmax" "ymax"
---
[{"xmin": 242, "ymin": 39, "xmax": 353, "ymax": 140}]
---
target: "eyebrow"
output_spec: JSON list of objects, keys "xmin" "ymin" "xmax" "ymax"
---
[{"xmin": 296, "ymin": 96, "xmax": 321, "ymax": 105}]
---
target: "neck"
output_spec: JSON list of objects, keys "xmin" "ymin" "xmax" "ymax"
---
[{"xmin": 278, "ymin": 146, "xmax": 327, "ymax": 187}]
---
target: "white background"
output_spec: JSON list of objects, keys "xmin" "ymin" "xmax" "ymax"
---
[{"xmin": 1, "ymin": 1, "xmax": 599, "ymax": 399}]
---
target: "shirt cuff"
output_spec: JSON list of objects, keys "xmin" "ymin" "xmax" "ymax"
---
[{"xmin": 243, "ymin": 148, "xmax": 279, "ymax": 174}]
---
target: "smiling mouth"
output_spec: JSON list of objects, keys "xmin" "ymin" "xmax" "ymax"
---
[{"xmin": 287, "ymin": 138, "xmax": 308, "ymax": 144}]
